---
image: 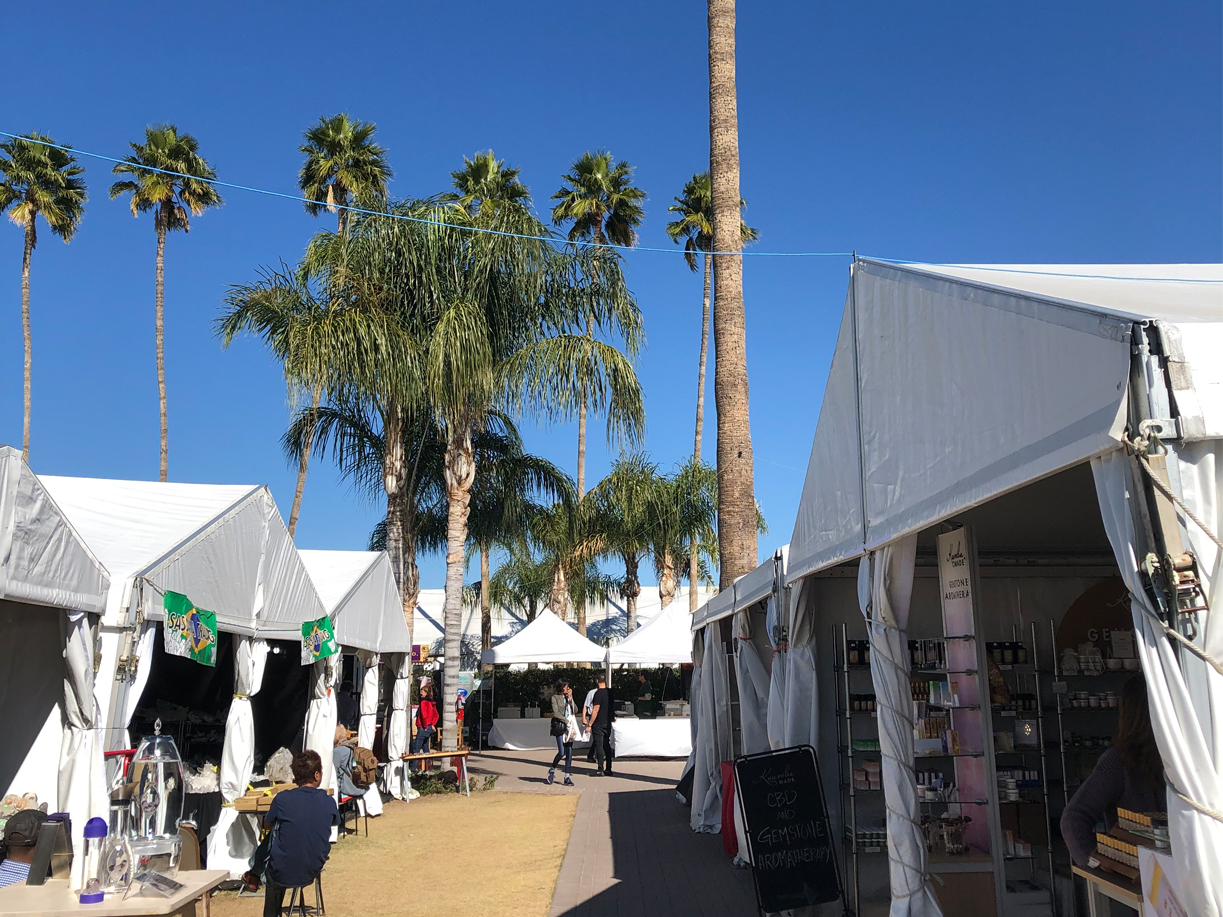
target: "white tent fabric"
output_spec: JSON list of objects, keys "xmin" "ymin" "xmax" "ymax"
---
[
  {"xmin": 690, "ymin": 622, "xmax": 730, "ymax": 832},
  {"xmin": 733, "ymin": 553, "xmax": 777, "ymax": 611},
  {"xmin": 207, "ymin": 637, "xmax": 269, "ymax": 878},
  {"xmin": 59, "ymin": 611, "xmax": 107, "ymax": 884},
  {"xmin": 766, "ymin": 649, "xmax": 788, "ymax": 751},
  {"xmin": 381, "ymin": 652, "xmax": 412, "ymax": 800},
  {"xmin": 787, "ymin": 261, "xmax": 1223, "ymax": 585},
  {"xmin": 304, "ymin": 658, "xmax": 339, "ymax": 795},
  {"xmin": 858, "ymin": 538, "xmax": 941, "ymax": 917},
  {"xmin": 299, "ymin": 550, "xmax": 410, "ymax": 654},
  {"xmin": 607, "ymin": 601, "xmax": 692, "ymax": 664},
  {"xmin": 480, "ymin": 609, "xmax": 606, "ymax": 664},
  {"xmin": 0, "ymin": 447, "xmax": 109, "ymax": 614},
  {"xmin": 691, "ymin": 587, "xmax": 734, "ymax": 631},
  {"xmin": 356, "ymin": 650, "xmax": 383, "ymax": 817},
  {"xmin": 734, "ymin": 638, "xmax": 770, "ymax": 755},
  {"xmin": 1093, "ymin": 449, "xmax": 1223, "ymax": 916}
]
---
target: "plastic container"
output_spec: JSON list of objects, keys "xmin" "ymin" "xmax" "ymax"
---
[{"xmin": 78, "ymin": 817, "xmax": 107, "ymax": 904}]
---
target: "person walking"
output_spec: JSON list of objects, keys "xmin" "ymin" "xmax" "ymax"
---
[
  {"xmin": 548, "ymin": 681, "xmax": 578, "ymax": 786},
  {"xmin": 410, "ymin": 681, "xmax": 439, "ymax": 772},
  {"xmin": 583, "ymin": 685, "xmax": 598, "ymax": 762},
  {"xmin": 585, "ymin": 674, "xmax": 616, "ymax": 776}
]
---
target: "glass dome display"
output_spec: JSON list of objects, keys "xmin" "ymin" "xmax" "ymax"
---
[{"xmin": 131, "ymin": 724, "xmax": 184, "ymax": 840}]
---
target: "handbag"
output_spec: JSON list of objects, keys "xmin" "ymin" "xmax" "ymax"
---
[{"xmin": 550, "ymin": 717, "xmax": 566, "ymax": 737}]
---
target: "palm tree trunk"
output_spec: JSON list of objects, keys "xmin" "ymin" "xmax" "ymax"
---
[
  {"xmin": 20, "ymin": 219, "xmax": 34, "ymax": 462},
  {"xmin": 383, "ymin": 409, "xmax": 409, "ymax": 635},
  {"xmin": 480, "ymin": 541, "xmax": 492, "ymax": 673},
  {"xmin": 695, "ymin": 251, "xmax": 712, "ymax": 457},
  {"xmin": 550, "ymin": 566, "xmax": 569, "ymax": 621},
  {"xmin": 442, "ymin": 428, "xmax": 476, "ymax": 753},
  {"xmin": 155, "ymin": 217, "xmax": 169, "ymax": 482},
  {"xmin": 287, "ymin": 384, "xmax": 321, "ymax": 538},
  {"xmin": 624, "ymin": 554, "xmax": 641, "ymax": 632},
  {"xmin": 659, "ymin": 549, "xmax": 677, "ymax": 609},
  {"xmin": 708, "ymin": 0, "xmax": 757, "ymax": 587},
  {"xmin": 689, "ymin": 541, "xmax": 701, "ymax": 613}
]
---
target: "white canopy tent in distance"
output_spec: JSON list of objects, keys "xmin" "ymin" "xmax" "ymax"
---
[{"xmin": 771, "ymin": 261, "xmax": 1223, "ymax": 916}]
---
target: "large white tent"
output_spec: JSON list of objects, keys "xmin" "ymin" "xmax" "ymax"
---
[
  {"xmin": 39, "ymin": 474, "xmax": 327, "ymax": 877},
  {"xmin": 0, "ymin": 446, "xmax": 111, "ymax": 873},
  {"xmin": 781, "ymin": 261, "xmax": 1223, "ymax": 916},
  {"xmin": 480, "ymin": 609, "xmax": 607, "ymax": 665},
  {"xmin": 607, "ymin": 601, "xmax": 692, "ymax": 665}
]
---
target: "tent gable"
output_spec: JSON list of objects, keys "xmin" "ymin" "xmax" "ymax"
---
[{"xmin": 481, "ymin": 609, "xmax": 606, "ymax": 665}]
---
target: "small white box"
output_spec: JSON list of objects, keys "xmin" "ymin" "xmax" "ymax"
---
[{"xmin": 497, "ymin": 707, "xmax": 521, "ymax": 719}]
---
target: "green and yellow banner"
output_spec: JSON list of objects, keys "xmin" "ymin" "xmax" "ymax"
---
[
  {"xmin": 163, "ymin": 591, "xmax": 218, "ymax": 667},
  {"xmin": 301, "ymin": 615, "xmax": 339, "ymax": 665}
]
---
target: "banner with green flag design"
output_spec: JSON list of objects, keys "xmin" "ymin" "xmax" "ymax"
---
[
  {"xmin": 163, "ymin": 591, "xmax": 218, "ymax": 667},
  {"xmin": 301, "ymin": 615, "xmax": 339, "ymax": 665}
]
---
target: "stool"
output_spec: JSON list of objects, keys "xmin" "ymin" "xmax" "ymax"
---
[
  {"xmin": 283, "ymin": 874, "xmax": 326, "ymax": 916},
  {"xmin": 338, "ymin": 796, "xmax": 367, "ymax": 838}
]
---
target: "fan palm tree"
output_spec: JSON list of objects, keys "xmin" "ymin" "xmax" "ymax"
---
[
  {"xmin": 585, "ymin": 455, "xmax": 661, "ymax": 632},
  {"xmin": 550, "ymin": 150, "xmax": 646, "ymax": 497},
  {"xmin": 707, "ymin": 0, "xmax": 757, "ymax": 585},
  {"xmin": 449, "ymin": 150, "xmax": 530, "ymax": 217},
  {"xmin": 666, "ymin": 171, "xmax": 757, "ymax": 609},
  {"xmin": 110, "ymin": 125, "xmax": 222, "ymax": 482},
  {"xmin": 299, "ymin": 114, "xmax": 392, "ymax": 234},
  {"xmin": 0, "ymin": 134, "xmax": 86, "ymax": 461}
]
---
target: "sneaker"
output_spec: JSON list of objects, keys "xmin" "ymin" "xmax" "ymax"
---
[
  {"xmin": 241, "ymin": 871, "xmax": 261, "ymax": 893},
  {"xmin": 594, "ymin": 770, "xmax": 605, "ymax": 777},
  {"xmin": 546, "ymin": 769, "xmax": 555, "ymax": 785},
  {"xmin": 564, "ymin": 776, "xmax": 574, "ymax": 786}
]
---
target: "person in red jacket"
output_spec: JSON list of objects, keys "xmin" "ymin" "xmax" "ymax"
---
[{"xmin": 410, "ymin": 681, "xmax": 439, "ymax": 772}]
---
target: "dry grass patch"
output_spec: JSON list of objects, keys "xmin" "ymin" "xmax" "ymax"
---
[{"xmin": 211, "ymin": 790, "xmax": 578, "ymax": 917}]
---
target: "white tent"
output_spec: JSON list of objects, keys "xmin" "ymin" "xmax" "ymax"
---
[
  {"xmin": 299, "ymin": 550, "xmax": 410, "ymax": 654},
  {"xmin": 480, "ymin": 609, "xmax": 607, "ymax": 665},
  {"xmin": 607, "ymin": 601, "xmax": 692, "ymax": 665},
  {"xmin": 784, "ymin": 261, "xmax": 1223, "ymax": 916},
  {"xmin": 39, "ymin": 474, "xmax": 327, "ymax": 878},
  {"xmin": 0, "ymin": 446, "xmax": 111, "ymax": 876}
]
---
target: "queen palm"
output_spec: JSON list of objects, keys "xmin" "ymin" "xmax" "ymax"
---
[
  {"xmin": 299, "ymin": 114, "xmax": 392, "ymax": 234},
  {"xmin": 666, "ymin": 171, "xmax": 756, "ymax": 609},
  {"xmin": 488, "ymin": 540, "xmax": 552, "ymax": 624},
  {"xmin": 550, "ymin": 150, "xmax": 646, "ymax": 497},
  {"xmin": 707, "ymin": 0, "xmax": 758, "ymax": 585},
  {"xmin": 0, "ymin": 134, "xmax": 86, "ymax": 461},
  {"xmin": 110, "ymin": 125, "xmax": 222, "ymax": 482},
  {"xmin": 585, "ymin": 455, "xmax": 661, "ymax": 632},
  {"xmin": 651, "ymin": 458, "xmax": 719, "ymax": 609}
]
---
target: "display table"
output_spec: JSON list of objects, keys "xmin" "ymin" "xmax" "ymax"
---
[
  {"xmin": 1072, "ymin": 864, "xmax": 1144, "ymax": 916},
  {"xmin": 0, "ymin": 870, "xmax": 228, "ymax": 916},
  {"xmin": 488, "ymin": 717, "xmax": 591, "ymax": 751},
  {"xmin": 612, "ymin": 716, "xmax": 691, "ymax": 758}
]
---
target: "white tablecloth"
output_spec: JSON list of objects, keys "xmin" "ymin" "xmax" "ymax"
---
[
  {"xmin": 612, "ymin": 716, "xmax": 692, "ymax": 758},
  {"xmin": 488, "ymin": 717, "xmax": 591, "ymax": 751}
]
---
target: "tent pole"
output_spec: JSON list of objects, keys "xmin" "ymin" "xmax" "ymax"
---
[{"xmin": 479, "ymin": 671, "xmax": 484, "ymax": 753}]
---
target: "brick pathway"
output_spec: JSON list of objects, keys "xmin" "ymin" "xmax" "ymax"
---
[{"xmin": 468, "ymin": 749, "xmax": 758, "ymax": 917}]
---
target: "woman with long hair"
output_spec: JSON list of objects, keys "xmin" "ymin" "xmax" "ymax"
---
[
  {"xmin": 548, "ymin": 680, "xmax": 577, "ymax": 786},
  {"xmin": 1060, "ymin": 675, "xmax": 1166, "ymax": 865}
]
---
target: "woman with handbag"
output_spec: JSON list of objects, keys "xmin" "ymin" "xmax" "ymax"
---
[{"xmin": 548, "ymin": 680, "xmax": 577, "ymax": 786}]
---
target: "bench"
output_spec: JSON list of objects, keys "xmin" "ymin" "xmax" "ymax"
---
[{"xmin": 400, "ymin": 750, "xmax": 472, "ymax": 796}]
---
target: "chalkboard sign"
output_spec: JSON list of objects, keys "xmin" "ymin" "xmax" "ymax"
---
[{"xmin": 734, "ymin": 745, "xmax": 842, "ymax": 914}]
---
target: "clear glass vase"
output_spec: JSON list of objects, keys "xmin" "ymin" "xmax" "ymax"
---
[{"xmin": 100, "ymin": 804, "xmax": 133, "ymax": 894}]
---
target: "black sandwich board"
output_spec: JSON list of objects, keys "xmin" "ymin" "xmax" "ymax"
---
[{"xmin": 733, "ymin": 744, "xmax": 844, "ymax": 914}]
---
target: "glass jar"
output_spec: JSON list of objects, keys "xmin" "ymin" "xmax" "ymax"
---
[
  {"xmin": 131, "ymin": 732, "xmax": 184, "ymax": 840},
  {"xmin": 79, "ymin": 817, "xmax": 107, "ymax": 904},
  {"xmin": 100, "ymin": 803, "xmax": 133, "ymax": 894}
]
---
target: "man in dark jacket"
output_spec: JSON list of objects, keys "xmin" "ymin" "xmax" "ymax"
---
[{"xmin": 585, "ymin": 674, "xmax": 616, "ymax": 776}]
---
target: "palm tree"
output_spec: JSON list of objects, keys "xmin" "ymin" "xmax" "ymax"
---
[
  {"xmin": 550, "ymin": 150, "xmax": 646, "ymax": 497},
  {"xmin": 651, "ymin": 458, "xmax": 719, "ymax": 609},
  {"xmin": 707, "ymin": 0, "xmax": 758, "ymax": 586},
  {"xmin": 666, "ymin": 171, "xmax": 757, "ymax": 609},
  {"xmin": 299, "ymin": 114, "xmax": 392, "ymax": 234},
  {"xmin": 110, "ymin": 125, "xmax": 222, "ymax": 482},
  {"xmin": 283, "ymin": 115, "xmax": 393, "ymax": 536},
  {"xmin": 488, "ymin": 539, "xmax": 552, "ymax": 624},
  {"xmin": 585, "ymin": 455, "xmax": 661, "ymax": 632},
  {"xmin": 449, "ymin": 150, "xmax": 530, "ymax": 216},
  {"xmin": 0, "ymin": 134, "xmax": 86, "ymax": 462}
]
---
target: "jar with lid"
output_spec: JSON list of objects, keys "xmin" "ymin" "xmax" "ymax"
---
[{"xmin": 78, "ymin": 817, "xmax": 107, "ymax": 904}]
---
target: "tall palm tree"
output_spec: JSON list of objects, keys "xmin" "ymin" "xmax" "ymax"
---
[
  {"xmin": 110, "ymin": 125, "xmax": 222, "ymax": 482},
  {"xmin": 285, "ymin": 115, "xmax": 393, "ymax": 537},
  {"xmin": 550, "ymin": 150, "xmax": 646, "ymax": 497},
  {"xmin": 299, "ymin": 114, "xmax": 392, "ymax": 234},
  {"xmin": 585, "ymin": 455, "xmax": 661, "ymax": 632},
  {"xmin": 449, "ymin": 150, "xmax": 530, "ymax": 217},
  {"xmin": 0, "ymin": 134, "xmax": 86, "ymax": 461},
  {"xmin": 666, "ymin": 171, "xmax": 757, "ymax": 609},
  {"xmin": 707, "ymin": 0, "xmax": 758, "ymax": 586}
]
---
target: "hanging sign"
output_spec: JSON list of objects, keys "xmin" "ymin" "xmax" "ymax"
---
[
  {"xmin": 301, "ymin": 615, "xmax": 339, "ymax": 665},
  {"xmin": 734, "ymin": 745, "xmax": 842, "ymax": 913},
  {"xmin": 163, "ymin": 591, "xmax": 218, "ymax": 667}
]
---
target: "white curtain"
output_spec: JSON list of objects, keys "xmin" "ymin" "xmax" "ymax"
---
[
  {"xmin": 691, "ymin": 622, "xmax": 728, "ymax": 832},
  {"xmin": 735, "ymin": 637, "xmax": 771, "ymax": 756},
  {"xmin": 120, "ymin": 621, "xmax": 158, "ymax": 748},
  {"xmin": 1093, "ymin": 447, "xmax": 1223, "ymax": 917},
  {"xmin": 858, "ymin": 537, "xmax": 942, "ymax": 917},
  {"xmin": 381, "ymin": 652, "xmax": 412, "ymax": 800},
  {"xmin": 783, "ymin": 642, "xmax": 819, "ymax": 750},
  {"xmin": 206, "ymin": 636, "xmax": 269, "ymax": 878},
  {"xmin": 59, "ymin": 611, "xmax": 105, "ymax": 884},
  {"xmin": 356, "ymin": 650, "xmax": 383, "ymax": 817},
  {"xmin": 767, "ymin": 647, "xmax": 789, "ymax": 750},
  {"xmin": 304, "ymin": 657, "xmax": 338, "ymax": 795}
]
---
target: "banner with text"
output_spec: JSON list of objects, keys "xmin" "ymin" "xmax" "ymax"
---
[{"xmin": 163, "ymin": 591, "xmax": 218, "ymax": 667}]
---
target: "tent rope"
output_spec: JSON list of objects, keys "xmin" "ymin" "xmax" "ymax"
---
[{"xmin": 1168, "ymin": 781, "xmax": 1223, "ymax": 825}]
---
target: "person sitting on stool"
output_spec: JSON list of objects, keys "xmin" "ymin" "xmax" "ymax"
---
[{"xmin": 242, "ymin": 750, "xmax": 337, "ymax": 917}]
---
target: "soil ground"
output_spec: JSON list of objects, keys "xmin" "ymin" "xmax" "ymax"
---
[{"xmin": 210, "ymin": 789, "xmax": 578, "ymax": 917}]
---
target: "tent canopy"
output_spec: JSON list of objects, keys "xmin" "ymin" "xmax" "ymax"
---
[
  {"xmin": 691, "ymin": 546, "xmax": 789, "ymax": 631},
  {"xmin": 0, "ymin": 446, "xmax": 109, "ymax": 614},
  {"xmin": 788, "ymin": 260, "xmax": 1223, "ymax": 584},
  {"xmin": 480, "ymin": 609, "xmax": 606, "ymax": 665},
  {"xmin": 39, "ymin": 475, "xmax": 325, "ymax": 639},
  {"xmin": 692, "ymin": 587, "xmax": 735, "ymax": 631},
  {"xmin": 299, "ymin": 550, "xmax": 410, "ymax": 654},
  {"xmin": 608, "ymin": 602, "xmax": 692, "ymax": 665}
]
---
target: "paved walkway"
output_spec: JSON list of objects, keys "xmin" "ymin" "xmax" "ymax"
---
[{"xmin": 468, "ymin": 749, "xmax": 757, "ymax": 917}]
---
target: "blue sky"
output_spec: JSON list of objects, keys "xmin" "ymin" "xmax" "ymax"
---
[{"xmin": 3, "ymin": 2, "xmax": 1220, "ymax": 588}]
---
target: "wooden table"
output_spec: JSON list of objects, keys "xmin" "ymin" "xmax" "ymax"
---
[
  {"xmin": 401, "ymin": 749, "xmax": 471, "ymax": 796},
  {"xmin": 0, "ymin": 869, "xmax": 227, "ymax": 917},
  {"xmin": 1073, "ymin": 864, "xmax": 1144, "ymax": 916}
]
